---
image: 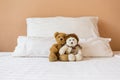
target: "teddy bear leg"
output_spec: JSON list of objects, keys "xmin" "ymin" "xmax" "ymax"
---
[
  {"xmin": 49, "ymin": 53, "xmax": 58, "ymax": 62},
  {"xmin": 68, "ymin": 54, "xmax": 75, "ymax": 61},
  {"xmin": 75, "ymin": 54, "xmax": 82, "ymax": 61},
  {"xmin": 59, "ymin": 54, "xmax": 68, "ymax": 61},
  {"xmin": 75, "ymin": 53, "xmax": 82, "ymax": 61}
]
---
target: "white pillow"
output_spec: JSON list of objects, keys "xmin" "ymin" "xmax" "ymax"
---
[
  {"xmin": 12, "ymin": 36, "xmax": 55, "ymax": 57},
  {"xmin": 13, "ymin": 36, "xmax": 113, "ymax": 57},
  {"xmin": 80, "ymin": 37, "xmax": 113, "ymax": 57},
  {"xmin": 26, "ymin": 37, "xmax": 55, "ymax": 57},
  {"xmin": 12, "ymin": 36, "xmax": 27, "ymax": 56},
  {"xmin": 26, "ymin": 16, "xmax": 99, "ymax": 38}
]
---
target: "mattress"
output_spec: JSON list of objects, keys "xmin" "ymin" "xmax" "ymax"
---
[{"xmin": 0, "ymin": 52, "xmax": 120, "ymax": 80}]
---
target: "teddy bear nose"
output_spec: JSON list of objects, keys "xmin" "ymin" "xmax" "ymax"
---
[
  {"xmin": 60, "ymin": 38, "xmax": 63, "ymax": 41},
  {"xmin": 71, "ymin": 42, "xmax": 73, "ymax": 44}
]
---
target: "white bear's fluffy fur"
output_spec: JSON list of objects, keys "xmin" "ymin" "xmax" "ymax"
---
[{"xmin": 59, "ymin": 37, "xmax": 82, "ymax": 61}]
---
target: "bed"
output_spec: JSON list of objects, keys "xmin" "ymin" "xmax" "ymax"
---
[
  {"xmin": 1, "ymin": 16, "xmax": 120, "ymax": 80},
  {"xmin": 0, "ymin": 52, "xmax": 120, "ymax": 80}
]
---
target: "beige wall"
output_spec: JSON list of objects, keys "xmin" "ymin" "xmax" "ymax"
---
[{"xmin": 0, "ymin": 0, "xmax": 120, "ymax": 51}]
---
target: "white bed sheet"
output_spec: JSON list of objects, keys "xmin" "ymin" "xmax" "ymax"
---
[{"xmin": 0, "ymin": 52, "xmax": 120, "ymax": 80}]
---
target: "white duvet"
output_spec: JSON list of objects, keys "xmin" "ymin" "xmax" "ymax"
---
[{"xmin": 0, "ymin": 52, "xmax": 120, "ymax": 80}]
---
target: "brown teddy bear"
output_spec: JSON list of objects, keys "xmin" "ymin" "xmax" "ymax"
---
[{"xmin": 49, "ymin": 32, "xmax": 68, "ymax": 62}]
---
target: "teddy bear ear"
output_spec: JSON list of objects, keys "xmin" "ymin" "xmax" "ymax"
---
[
  {"xmin": 71, "ymin": 33, "xmax": 79, "ymax": 42},
  {"xmin": 66, "ymin": 34, "xmax": 69, "ymax": 37},
  {"xmin": 54, "ymin": 32, "xmax": 59, "ymax": 38},
  {"xmin": 74, "ymin": 34, "xmax": 79, "ymax": 42}
]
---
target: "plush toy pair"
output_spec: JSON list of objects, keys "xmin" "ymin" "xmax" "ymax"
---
[{"xmin": 49, "ymin": 32, "xmax": 82, "ymax": 62}]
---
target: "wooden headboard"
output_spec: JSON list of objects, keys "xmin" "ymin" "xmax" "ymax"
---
[{"xmin": 0, "ymin": 0, "xmax": 120, "ymax": 51}]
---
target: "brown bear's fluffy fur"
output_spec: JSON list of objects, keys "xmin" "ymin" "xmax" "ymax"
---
[{"xmin": 49, "ymin": 32, "xmax": 68, "ymax": 62}]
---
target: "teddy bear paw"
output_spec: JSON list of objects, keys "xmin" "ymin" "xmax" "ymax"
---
[
  {"xmin": 68, "ymin": 54, "xmax": 75, "ymax": 61},
  {"xmin": 75, "ymin": 54, "xmax": 82, "ymax": 61}
]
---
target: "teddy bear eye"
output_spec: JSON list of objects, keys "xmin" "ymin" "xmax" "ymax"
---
[
  {"xmin": 73, "ymin": 39, "xmax": 74, "ymax": 41},
  {"xmin": 69, "ymin": 39, "xmax": 71, "ymax": 41},
  {"xmin": 58, "ymin": 36, "xmax": 60, "ymax": 38}
]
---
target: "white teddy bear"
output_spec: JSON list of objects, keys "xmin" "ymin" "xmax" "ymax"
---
[{"xmin": 59, "ymin": 34, "xmax": 83, "ymax": 61}]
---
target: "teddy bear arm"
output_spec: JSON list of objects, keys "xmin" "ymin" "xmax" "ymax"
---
[
  {"xmin": 50, "ymin": 44, "xmax": 58, "ymax": 53},
  {"xmin": 67, "ymin": 47, "xmax": 72, "ymax": 53},
  {"xmin": 59, "ymin": 45, "xmax": 68, "ymax": 55},
  {"xmin": 78, "ymin": 49, "xmax": 82, "ymax": 55}
]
